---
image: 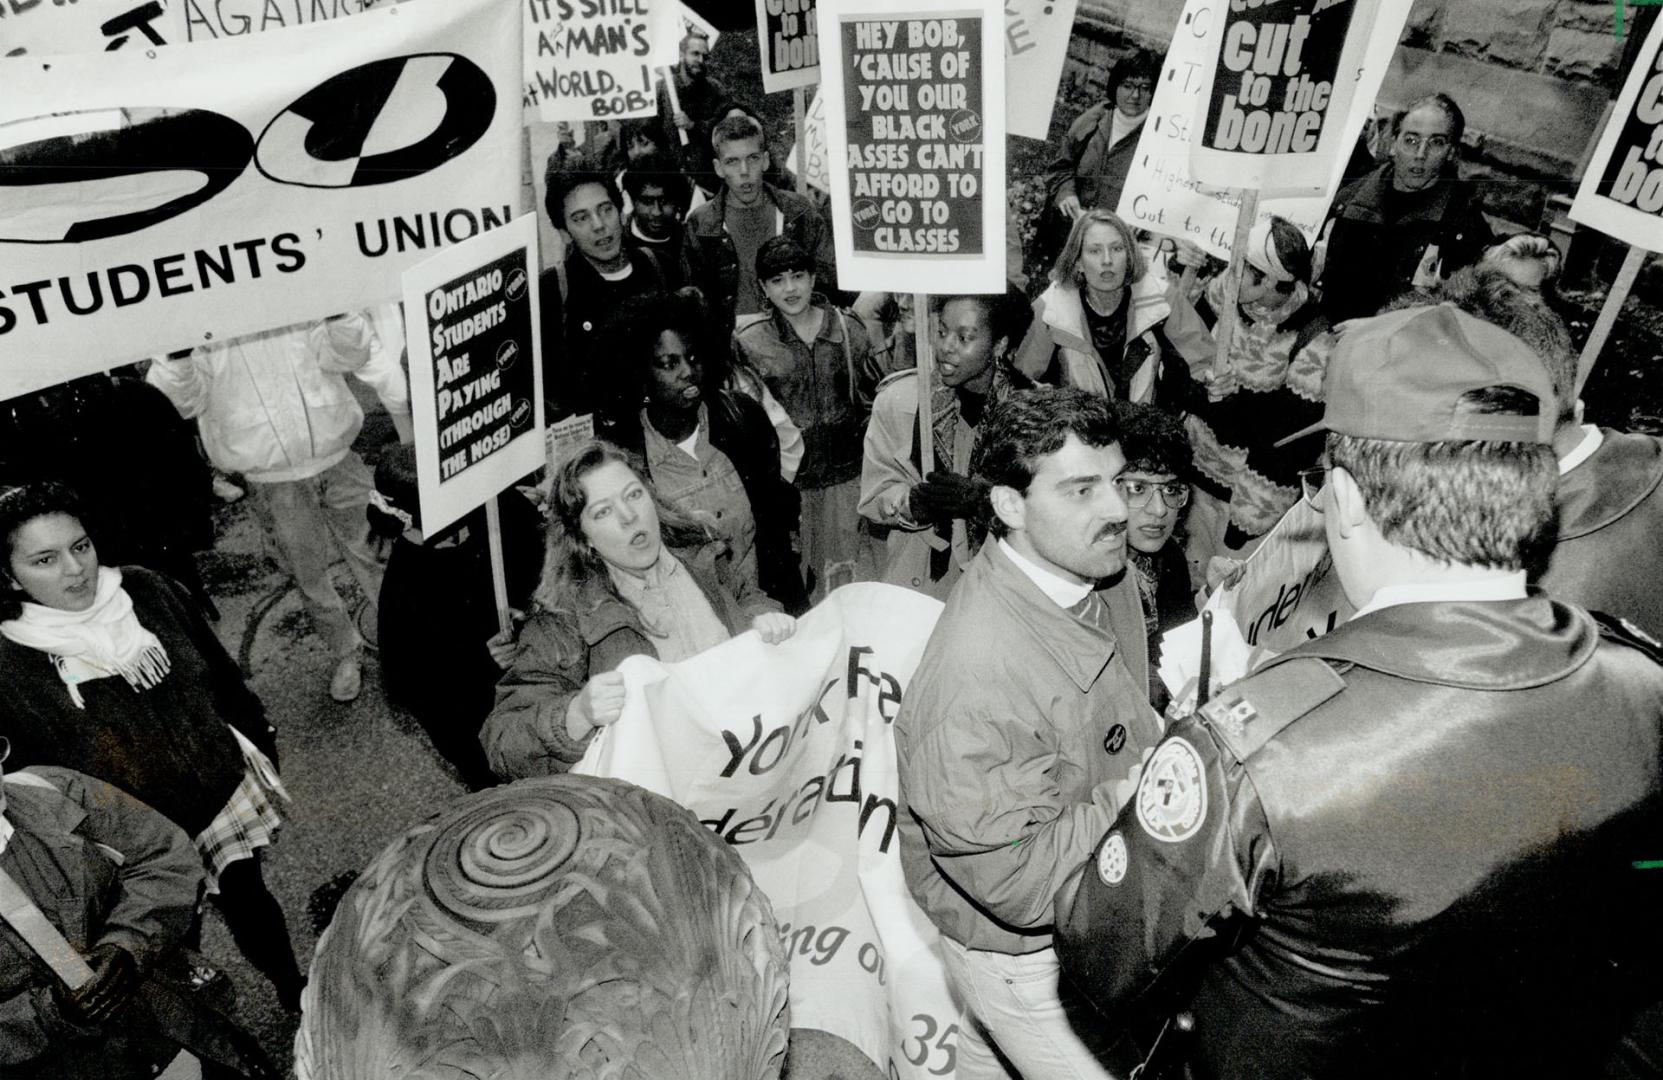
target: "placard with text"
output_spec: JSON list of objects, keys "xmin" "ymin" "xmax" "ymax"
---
[
  {"xmin": 524, "ymin": 0, "xmax": 680, "ymax": 122},
  {"xmin": 404, "ymin": 214, "xmax": 545, "ymax": 537},
  {"xmin": 756, "ymin": 0, "xmax": 820, "ymax": 93},
  {"xmin": 1190, "ymin": 0, "xmax": 1386, "ymax": 193},
  {"xmin": 1570, "ymin": 16, "xmax": 1663, "ymax": 253},
  {"xmin": 817, "ymin": 0, "xmax": 1006, "ymax": 292}
]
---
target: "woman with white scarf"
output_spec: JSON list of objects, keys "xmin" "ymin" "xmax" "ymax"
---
[{"xmin": 0, "ymin": 481, "xmax": 305, "ymax": 1012}]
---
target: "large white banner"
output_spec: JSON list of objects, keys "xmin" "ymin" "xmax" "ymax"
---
[
  {"xmin": 0, "ymin": 0, "xmax": 522, "ymax": 401},
  {"xmin": 171, "ymin": 0, "xmax": 387, "ymax": 42},
  {"xmin": 1570, "ymin": 16, "xmax": 1663, "ymax": 253},
  {"xmin": 0, "ymin": 0, "xmax": 179, "ymax": 55},
  {"xmin": 576, "ymin": 583, "xmax": 965, "ymax": 1079},
  {"xmin": 1003, "ymin": 0, "xmax": 1077, "ymax": 140},
  {"xmin": 1118, "ymin": 0, "xmax": 1408, "ymax": 260},
  {"xmin": 816, "ymin": 0, "xmax": 1008, "ymax": 293}
]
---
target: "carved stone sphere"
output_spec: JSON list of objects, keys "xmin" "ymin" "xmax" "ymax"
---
[{"xmin": 295, "ymin": 775, "xmax": 791, "ymax": 1080}]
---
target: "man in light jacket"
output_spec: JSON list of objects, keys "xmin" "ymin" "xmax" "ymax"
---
[{"xmin": 149, "ymin": 306, "xmax": 411, "ymax": 702}]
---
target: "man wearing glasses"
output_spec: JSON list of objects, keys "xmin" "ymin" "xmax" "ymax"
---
[
  {"xmin": 1314, "ymin": 93, "xmax": 1494, "ymax": 323},
  {"xmin": 1057, "ymin": 304, "xmax": 1663, "ymax": 1078},
  {"xmin": 1039, "ymin": 51, "xmax": 1160, "ymax": 263}
]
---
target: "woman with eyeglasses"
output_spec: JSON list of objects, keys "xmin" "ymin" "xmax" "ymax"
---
[
  {"xmin": 1165, "ymin": 215, "xmax": 1336, "ymax": 570},
  {"xmin": 1037, "ymin": 50, "xmax": 1160, "ymax": 265},
  {"xmin": 1113, "ymin": 402, "xmax": 1198, "ymax": 713}
]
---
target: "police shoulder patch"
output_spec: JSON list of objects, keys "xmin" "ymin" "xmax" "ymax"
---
[
  {"xmin": 1199, "ymin": 657, "xmax": 1345, "ymax": 764},
  {"xmin": 1097, "ymin": 831, "xmax": 1128, "ymax": 886},
  {"xmin": 1135, "ymin": 736, "xmax": 1208, "ymax": 844}
]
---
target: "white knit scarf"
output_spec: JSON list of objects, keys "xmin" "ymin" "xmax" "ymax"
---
[{"xmin": 0, "ymin": 566, "xmax": 171, "ymax": 709}]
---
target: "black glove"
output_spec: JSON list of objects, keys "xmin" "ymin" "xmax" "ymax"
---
[
  {"xmin": 907, "ymin": 472, "xmax": 990, "ymax": 527},
  {"xmin": 55, "ymin": 943, "xmax": 140, "ymax": 1025}
]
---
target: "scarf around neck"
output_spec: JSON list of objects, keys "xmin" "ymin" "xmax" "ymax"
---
[{"xmin": 0, "ymin": 566, "xmax": 171, "ymax": 708}]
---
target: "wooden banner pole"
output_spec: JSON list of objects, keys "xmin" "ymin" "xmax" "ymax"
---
[
  {"xmin": 1574, "ymin": 244, "xmax": 1646, "ymax": 400},
  {"xmin": 661, "ymin": 67, "xmax": 690, "ymax": 147},
  {"xmin": 793, "ymin": 86, "xmax": 809, "ymax": 195},
  {"xmin": 1212, "ymin": 188, "xmax": 1261, "ymax": 384},
  {"xmin": 485, "ymin": 495, "xmax": 512, "ymax": 638}
]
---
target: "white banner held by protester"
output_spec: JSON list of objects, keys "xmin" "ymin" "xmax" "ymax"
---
[
  {"xmin": 679, "ymin": 1, "xmax": 719, "ymax": 46},
  {"xmin": 1189, "ymin": 0, "xmax": 1384, "ymax": 193},
  {"xmin": 1117, "ymin": 0, "xmax": 1407, "ymax": 259},
  {"xmin": 1003, "ymin": 0, "xmax": 1078, "ymax": 140},
  {"xmin": 756, "ymin": 0, "xmax": 820, "ymax": 93},
  {"xmin": 1569, "ymin": 16, "xmax": 1663, "ymax": 253},
  {"xmin": 524, "ymin": 0, "xmax": 680, "ymax": 121},
  {"xmin": 403, "ymin": 214, "xmax": 545, "ymax": 537},
  {"xmin": 172, "ymin": 0, "xmax": 386, "ymax": 42},
  {"xmin": 576, "ymin": 583, "xmax": 962, "ymax": 1079},
  {"xmin": 1, "ymin": 0, "xmax": 178, "ymax": 55},
  {"xmin": 818, "ymin": 0, "xmax": 1007, "ymax": 293},
  {"xmin": 788, "ymin": 87, "xmax": 831, "ymax": 193},
  {"xmin": 0, "ymin": 0, "xmax": 522, "ymax": 401}
]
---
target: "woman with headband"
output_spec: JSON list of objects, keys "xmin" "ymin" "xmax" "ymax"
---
[{"xmin": 1166, "ymin": 215, "xmax": 1338, "ymax": 568}]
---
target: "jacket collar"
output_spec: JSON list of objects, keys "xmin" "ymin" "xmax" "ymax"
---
[
  {"xmin": 1275, "ymin": 596, "xmax": 1597, "ymax": 690},
  {"xmin": 974, "ymin": 541, "xmax": 1145, "ymax": 693},
  {"xmin": 1341, "ymin": 163, "xmax": 1461, "ymax": 226},
  {"xmin": 1556, "ymin": 429, "xmax": 1663, "ymax": 540}
]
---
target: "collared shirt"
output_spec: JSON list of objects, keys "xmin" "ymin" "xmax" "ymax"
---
[
  {"xmin": 997, "ymin": 538, "xmax": 1093, "ymax": 608},
  {"xmin": 609, "ymin": 552, "xmax": 731, "ymax": 663},
  {"xmin": 641, "ymin": 406, "xmax": 757, "ymax": 594},
  {"xmin": 1352, "ymin": 571, "xmax": 1528, "ymax": 621},
  {"xmin": 1558, "ymin": 423, "xmax": 1604, "ymax": 475}
]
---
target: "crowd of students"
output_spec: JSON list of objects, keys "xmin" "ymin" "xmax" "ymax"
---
[{"xmin": 4, "ymin": 23, "xmax": 1663, "ymax": 1080}]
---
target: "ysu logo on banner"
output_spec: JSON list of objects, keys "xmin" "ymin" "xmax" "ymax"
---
[{"xmin": 0, "ymin": 52, "xmax": 496, "ymax": 244}]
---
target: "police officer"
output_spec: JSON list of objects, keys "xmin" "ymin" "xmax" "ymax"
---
[{"xmin": 1055, "ymin": 303, "xmax": 1663, "ymax": 1078}]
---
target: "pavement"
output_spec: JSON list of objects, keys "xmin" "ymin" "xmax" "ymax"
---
[{"xmin": 192, "ymin": 493, "xmax": 467, "ymax": 1073}]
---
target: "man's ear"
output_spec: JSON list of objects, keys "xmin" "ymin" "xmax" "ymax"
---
[
  {"xmin": 1328, "ymin": 466, "xmax": 1369, "ymax": 539},
  {"xmin": 992, "ymin": 335, "xmax": 1011, "ymax": 361},
  {"xmin": 988, "ymin": 484, "xmax": 1026, "ymax": 535}
]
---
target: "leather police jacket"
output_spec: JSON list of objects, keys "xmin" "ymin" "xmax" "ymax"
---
[{"xmin": 1056, "ymin": 597, "xmax": 1663, "ymax": 1079}]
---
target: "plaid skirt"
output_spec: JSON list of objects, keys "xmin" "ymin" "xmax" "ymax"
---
[{"xmin": 192, "ymin": 728, "xmax": 291, "ymax": 894}]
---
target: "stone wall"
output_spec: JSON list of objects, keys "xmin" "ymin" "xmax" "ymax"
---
[{"xmin": 1063, "ymin": 0, "xmax": 1649, "ymax": 233}]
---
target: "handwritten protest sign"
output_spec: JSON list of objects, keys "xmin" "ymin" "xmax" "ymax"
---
[
  {"xmin": 1117, "ymin": 0, "xmax": 1405, "ymax": 259},
  {"xmin": 788, "ymin": 87, "xmax": 831, "ymax": 192},
  {"xmin": 171, "ymin": 0, "xmax": 383, "ymax": 42},
  {"xmin": 678, "ymin": 0, "xmax": 717, "ymax": 46},
  {"xmin": 0, "ymin": 0, "xmax": 522, "ymax": 401},
  {"xmin": 404, "ymin": 214, "xmax": 545, "ymax": 536},
  {"xmin": 524, "ymin": 0, "xmax": 680, "ymax": 122},
  {"xmin": 818, "ymin": 0, "xmax": 1006, "ymax": 292},
  {"xmin": 1570, "ymin": 16, "xmax": 1663, "ymax": 253},
  {"xmin": 1003, "ymin": 0, "xmax": 1077, "ymax": 140},
  {"xmin": 577, "ymin": 583, "xmax": 961, "ymax": 1079},
  {"xmin": 1190, "ymin": 0, "xmax": 1383, "ymax": 192},
  {"xmin": 756, "ymin": 0, "xmax": 820, "ymax": 93},
  {"xmin": 1, "ymin": 0, "xmax": 176, "ymax": 55}
]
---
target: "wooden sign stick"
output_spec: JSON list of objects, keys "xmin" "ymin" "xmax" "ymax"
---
[{"xmin": 1574, "ymin": 244, "xmax": 1646, "ymax": 400}]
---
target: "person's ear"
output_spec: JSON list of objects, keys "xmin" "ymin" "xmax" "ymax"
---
[
  {"xmin": 992, "ymin": 334, "xmax": 1011, "ymax": 360},
  {"xmin": 988, "ymin": 484, "xmax": 1026, "ymax": 535},
  {"xmin": 1328, "ymin": 466, "xmax": 1369, "ymax": 539}
]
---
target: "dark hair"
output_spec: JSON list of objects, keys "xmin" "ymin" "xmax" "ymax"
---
[
  {"xmin": 1435, "ymin": 265, "xmax": 1576, "ymax": 423},
  {"xmin": 605, "ymin": 290, "xmax": 709, "ymax": 398},
  {"xmin": 971, "ymin": 388, "xmax": 1121, "ymax": 538},
  {"xmin": 1327, "ymin": 386, "xmax": 1556, "ymax": 571},
  {"xmin": 536, "ymin": 440, "xmax": 713, "ymax": 616},
  {"xmin": 932, "ymin": 284, "xmax": 1034, "ymax": 352},
  {"xmin": 711, "ymin": 113, "xmax": 765, "ymax": 154},
  {"xmin": 1115, "ymin": 401, "xmax": 1193, "ymax": 479},
  {"xmin": 622, "ymin": 149, "xmax": 694, "ymax": 212},
  {"xmin": 619, "ymin": 118, "xmax": 669, "ymax": 156},
  {"xmin": 1051, "ymin": 209, "xmax": 1146, "ymax": 289},
  {"xmin": 1267, "ymin": 216, "xmax": 1313, "ymax": 286},
  {"xmin": 1107, "ymin": 49, "xmax": 1160, "ymax": 101},
  {"xmin": 0, "ymin": 481, "xmax": 90, "ymax": 621},
  {"xmin": 1397, "ymin": 92, "xmax": 1466, "ymax": 146},
  {"xmin": 543, "ymin": 160, "xmax": 622, "ymax": 232},
  {"xmin": 756, "ymin": 235, "xmax": 815, "ymax": 282}
]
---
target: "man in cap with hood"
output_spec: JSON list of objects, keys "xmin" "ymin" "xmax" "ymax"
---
[{"xmin": 1056, "ymin": 304, "xmax": 1663, "ymax": 1078}]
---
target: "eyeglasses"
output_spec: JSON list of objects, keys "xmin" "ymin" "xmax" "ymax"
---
[
  {"xmin": 1115, "ymin": 477, "xmax": 1189, "ymax": 510},
  {"xmin": 1298, "ymin": 465, "xmax": 1331, "ymax": 509},
  {"xmin": 1120, "ymin": 80, "xmax": 1154, "ymax": 95}
]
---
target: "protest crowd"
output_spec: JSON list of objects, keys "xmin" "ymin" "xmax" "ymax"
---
[{"xmin": 5, "ymin": 2, "xmax": 1663, "ymax": 1078}]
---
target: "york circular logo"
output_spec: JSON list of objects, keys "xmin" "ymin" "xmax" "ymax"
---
[
  {"xmin": 505, "ymin": 267, "xmax": 527, "ymax": 302},
  {"xmin": 948, "ymin": 108, "xmax": 982, "ymax": 143},
  {"xmin": 510, "ymin": 396, "xmax": 533, "ymax": 431},
  {"xmin": 851, "ymin": 198, "xmax": 880, "ymax": 230},
  {"xmin": 496, "ymin": 338, "xmax": 520, "ymax": 370}
]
